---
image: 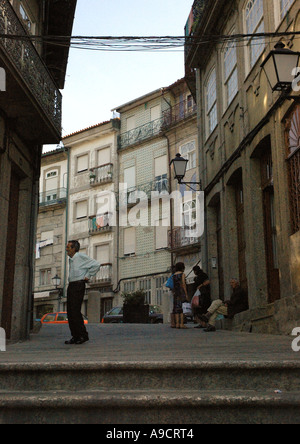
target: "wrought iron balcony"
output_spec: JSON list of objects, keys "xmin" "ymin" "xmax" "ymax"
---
[
  {"xmin": 90, "ymin": 264, "xmax": 113, "ymax": 285},
  {"xmin": 0, "ymin": 0, "xmax": 62, "ymax": 141},
  {"xmin": 162, "ymin": 98, "xmax": 197, "ymax": 128},
  {"xmin": 118, "ymin": 117, "xmax": 163, "ymax": 150},
  {"xmin": 39, "ymin": 188, "xmax": 67, "ymax": 208},
  {"xmin": 89, "ymin": 164, "xmax": 113, "ymax": 186},
  {"xmin": 168, "ymin": 227, "xmax": 200, "ymax": 252},
  {"xmin": 89, "ymin": 215, "xmax": 113, "ymax": 235},
  {"xmin": 119, "ymin": 178, "xmax": 169, "ymax": 208},
  {"xmin": 185, "ymin": 0, "xmax": 207, "ymax": 38}
]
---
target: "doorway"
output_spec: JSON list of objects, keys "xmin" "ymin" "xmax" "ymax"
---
[
  {"xmin": 260, "ymin": 148, "xmax": 280, "ymax": 303},
  {"xmin": 1, "ymin": 168, "xmax": 21, "ymax": 338}
]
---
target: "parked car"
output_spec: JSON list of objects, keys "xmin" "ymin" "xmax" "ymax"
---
[
  {"xmin": 102, "ymin": 305, "xmax": 163, "ymax": 324},
  {"xmin": 41, "ymin": 312, "xmax": 88, "ymax": 325}
]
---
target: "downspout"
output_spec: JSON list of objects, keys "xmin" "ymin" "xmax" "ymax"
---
[{"xmin": 196, "ymin": 68, "xmax": 209, "ymax": 271}]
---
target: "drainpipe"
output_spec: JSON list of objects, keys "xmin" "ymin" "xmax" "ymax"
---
[{"xmin": 196, "ymin": 68, "xmax": 209, "ymax": 271}]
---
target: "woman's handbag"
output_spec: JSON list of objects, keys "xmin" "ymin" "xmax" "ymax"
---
[
  {"xmin": 166, "ymin": 275, "xmax": 174, "ymax": 291},
  {"xmin": 191, "ymin": 289, "xmax": 201, "ymax": 307}
]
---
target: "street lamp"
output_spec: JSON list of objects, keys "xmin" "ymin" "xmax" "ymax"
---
[
  {"xmin": 170, "ymin": 153, "xmax": 202, "ymax": 191},
  {"xmin": 52, "ymin": 274, "xmax": 61, "ymax": 289},
  {"xmin": 261, "ymin": 41, "xmax": 300, "ymax": 92}
]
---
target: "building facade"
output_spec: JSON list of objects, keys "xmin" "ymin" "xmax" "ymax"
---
[
  {"xmin": 114, "ymin": 78, "xmax": 200, "ymax": 307},
  {"xmin": 115, "ymin": 89, "xmax": 172, "ymax": 306},
  {"xmin": 0, "ymin": 0, "xmax": 76, "ymax": 339},
  {"xmin": 34, "ymin": 148, "xmax": 68, "ymax": 319},
  {"xmin": 62, "ymin": 120, "xmax": 120, "ymax": 322},
  {"xmin": 185, "ymin": 0, "xmax": 300, "ymax": 334},
  {"xmin": 164, "ymin": 78, "xmax": 202, "ymax": 290}
]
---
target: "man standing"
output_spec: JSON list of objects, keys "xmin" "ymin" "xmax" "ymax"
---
[{"xmin": 65, "ymin": 240, "xmax": 100, "ymax": 345}]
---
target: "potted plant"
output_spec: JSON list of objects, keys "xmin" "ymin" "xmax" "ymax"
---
[
  {"xmin": 89, "ymin": 171, "xmax": 96, "ymax": 184},
  {"xmin": 122, "ymin": 290, "xmax": 149, "ymax": 324}
]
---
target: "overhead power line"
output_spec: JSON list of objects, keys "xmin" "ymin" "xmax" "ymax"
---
[{"xmin": 0, "ymin": 31, "xmax": 299, "ymax": 52}]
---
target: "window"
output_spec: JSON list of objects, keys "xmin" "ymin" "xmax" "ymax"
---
[
  {"xmin": 180, "ymin": 141, "xmax": 196, "ymax": 170},
  {"xmin": 224, "ymin": 38, "xmax": 238, "ymax": 107},
  {"xmin": 19, "ymin": 3, "xmax": 35, "ymax": 34},
  {"xmin": 45, "ymin": 169, "xmax": 58, "ymax": 195},
  {"xmin": 46, "ymin": 171, "xmax": 58, "ymax": 179},
  {"xmin": 124, "ymin": 227, "xmax": 136, "ymax": 256},
  {"xmin": 97, "ymin": 147, "xmax": 111, "ymax": 166},
  {"xmin": 154, "ymin": 155, "xmax": 168, "ymax": 193},
  {"xmin": 76, "ymin": 201, "xmax": 88, "ymax": 220},
  {"xmin": 183, "ymin": 200, "xmax": 197, "ymax": 230},
  {"xmin": 150, "ymin": 105, "xmax": 161, "ymax": 122},
  {"xmin": 280, "ymin": 0, "xmax": 295, "ymax": 20},
  {"xmin": 155, "ymin": 218, "xmax": 169, "ymax": 250},
  {"xmin": 139, "ymin": 279, "xmax": 152, "ymax": 304},
  {"xmin": 156, "ymin": 277, "xmax": 168, "ymax": 305},
  {"xmin": 124, "ymin": 281, "xmax": 136, "ymax": 293},
  {"xmin": 245, "ymin": 0, "xmax": 265, "ymax": 69},
  {"xmin": 127, "ymin": 116, "xmax": 136, "ymax": 132},
  {"xmin": 206, "ymin": 69, "xmax": 218, "ymax": 136},
  {"xmin": 40, "ymin": 269, "xmax": 52, "ymax": 286},
  {"xmin": 77, "ymin": 154, "xmax": 89, "ymax": 173},
  {"xmin": 43, "ymin": 314, "xmax": 56, "ymax": 323},
  {"xmin": 124, "ymin": 166, "xmax": 136, "ymax": 191},
  {"xmin": 96, "ymin": 244, "xmax": 111, "ymax": 265}
]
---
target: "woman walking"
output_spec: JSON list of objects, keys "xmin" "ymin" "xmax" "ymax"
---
[{"xmin": 171, "ymin": 262, "xmax": 189, "ymax": 329}]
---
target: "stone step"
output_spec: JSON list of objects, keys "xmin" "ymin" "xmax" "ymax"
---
[
  {"xmin": 1, "ymin": 389, "xmax": 300, "ymax": 424},
  {"xmin": 0, "ymin": 361, "xmax": 300, "ymax": 393}
]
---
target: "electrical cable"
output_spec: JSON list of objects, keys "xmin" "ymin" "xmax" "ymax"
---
[{"xmin": 0, "ymin": 31, "xmax": 299, "ymax": 52}]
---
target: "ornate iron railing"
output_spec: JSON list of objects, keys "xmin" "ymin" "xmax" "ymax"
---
[
  {"xmin": 118, "ymin": 117, "xmax": 164, "ymax": 150},
  {"xmin": 185, "ymin": 0, "xmax": 207, "ymax": 37},
  {"xmin": 162, "ymin": 98, "xmax": 197, "ymax": 127},
  {"xmin": 118, "ymin": 179, "xmax": 169, "ymax": 207},
  {"xmin": 91, "ymin": 264, "xmax": 113, "ymax": 284},
  {"xmin": 39, "ymin": 188, "xmax": 67, "ymax": 207},
  {"xmin": 185, "ymin": 0, "xmax": 207, "ymax": 62},
  {"xmin": 0, "ymin": 0, "xmax": 62, "ymax": 134},
  {"xmin": 168, "ymin": 227, "xmax": 200, "ymax": 251},
  {"xmin": 288, "ymin": 147, "xmax": 300, "ymax": 234},
  {"xmin": 89, "ymin": 164, "xmax": 113, "ymax": 185},
  {"xmin": 89, "ymin": 215, "xmax": 113, "ymax": 235}
]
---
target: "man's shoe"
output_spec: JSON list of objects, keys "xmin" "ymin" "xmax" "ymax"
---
[
  {"xmin": 204, "ymin": 325, "xmax": 216, "ymax": 332},
  {"xmin": 75, "ymin": 337, "xmax": 89, "ymax": 345},
  {"xmin": 65, "ymin": 338, "xmax": 76, "ymax": 345}
]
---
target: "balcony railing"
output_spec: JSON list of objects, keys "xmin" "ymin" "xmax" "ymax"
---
[
  {"xmin": 89, "ymin": 164, "xmax": 113, "ymax": 186},
  {"xmin": 118, "ymin": 117, "xmax": 163, "ymax": 150},
  {"xmin": 90, "ymin": 264, "xmax": 113, "ymax": 285},
  {"xmin": 119, "ymin": 178, "xmax": 169, "ymax": 207},
  {"xmin": 0, "ymin": 0, "xmax": 62, "ymax": 134},
  {"xmin": 185, "ymin": 0, "xmax": 207, "ymax": 63},
  {"xmin": 168, "ymin": 227, "xmax": 200, "ymax": 251},
  {"xmin": 89, "ymin": 215, "xmax": 113, "ymax": 235},
  {"xmin": 39, "ymin": 188, "xmax": 67, "ymax": 208},
  {"xmin": 162, "ymin": 98, "xmax": 197, "ymax": 128},
  {"xmin": 185, "ymin": 0, "xmax": 207, "ymax": 37}
]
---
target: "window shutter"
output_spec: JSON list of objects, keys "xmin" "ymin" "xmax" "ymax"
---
[
  {"xmin": 77, "ymin": 154, "xmax": 88, "ymax": 173},
  {"xmin": 124, "ymin": 227, "xmax": 136, "ymax": 256}
]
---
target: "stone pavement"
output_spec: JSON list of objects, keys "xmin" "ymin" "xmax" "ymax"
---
[{"xmin": 0, "ymin": 323, "xmax": 299, "ymax": 364}]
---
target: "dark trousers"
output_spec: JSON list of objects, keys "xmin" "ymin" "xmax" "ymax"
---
[{"xmin": 67, "ymin": 281, "xmax": 88, "ymax": 340}]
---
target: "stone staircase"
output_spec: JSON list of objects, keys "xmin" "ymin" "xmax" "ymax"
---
[{"xmin": 1, "ymin": 360, "xmax": 300, "ymax": 424}]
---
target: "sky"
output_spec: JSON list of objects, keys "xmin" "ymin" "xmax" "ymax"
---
[{"xmin": 60, "ymin": 0, "xmax": 193, "ymax": 138}]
